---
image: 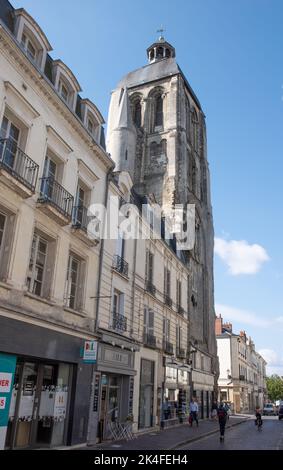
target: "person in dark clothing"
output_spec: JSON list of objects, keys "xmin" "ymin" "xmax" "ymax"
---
[{"xmin": 217, "ymin": 402, "xmax": 228, "ymax": 441}]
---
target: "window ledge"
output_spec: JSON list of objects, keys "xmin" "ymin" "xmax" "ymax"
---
[
  {"xmin": 111, "ymin": 267, "xmax": 129, "ymax": 281},
  {"xmin": 24, "ymin": 291, "xmax": 57, "ymax": 306},
  {"xmin": 63, "ymin": 306, "xmax": 87, "ymax": 318},
  {"xmin": 0, "ymin": 280, "xmax": 13, "ymax": 290}
]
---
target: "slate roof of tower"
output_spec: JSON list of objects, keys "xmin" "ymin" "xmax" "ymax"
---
[{"xmin": 117, "ymin": 57, "xmax": 202, "ymax": 111}]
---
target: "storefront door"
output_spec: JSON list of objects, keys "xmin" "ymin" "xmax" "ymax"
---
[
  {"xmin": 5, "ymin": 359, "xmax": 71, "ymax": 449},
  {"xmin": 99, "ymin": 374, "xmax": 121, "ymax": 440}
]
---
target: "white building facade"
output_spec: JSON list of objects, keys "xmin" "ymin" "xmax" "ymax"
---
[{"xmin": 216, "ymin": 315, "xmax": 267, "ymax": 412}]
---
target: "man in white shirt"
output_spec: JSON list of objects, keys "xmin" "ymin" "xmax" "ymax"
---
[{"xmin": 189, "ymin": 399, "xmax": 199, "ymax": 427}]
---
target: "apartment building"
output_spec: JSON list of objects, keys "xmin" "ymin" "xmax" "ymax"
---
[
  {"xmin": 215, "ymin": 315, "xmax": 267, "ymax": 412},
  {"xmin": 0, "ymin": 0, "xmax": 113, "ymax": 449}
]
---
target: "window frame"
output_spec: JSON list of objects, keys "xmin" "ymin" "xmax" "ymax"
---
[
  {"xmin": 65, "ymin": 253, "xmax": 81, "ymax": 310},
  {"xmin": 27, "ymin": 232, "xmax": 48, "ymax": 297}
]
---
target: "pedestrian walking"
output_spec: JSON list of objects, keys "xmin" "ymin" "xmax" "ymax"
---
[
  {"xmin": 189, "ymin": 398, "xmax": 199, "ymax": 427},
  {"xmin": 217, "ymin": 402, "xmax": 228, "ymax": 442}
]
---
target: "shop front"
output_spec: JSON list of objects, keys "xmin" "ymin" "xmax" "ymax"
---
[
  {"xmin": 162, "ymin": 358, "xmax": 190, "ymax": 426},
  {"xmin": 0, "ymin": 315, "xmax": 93, "ymax": 449},
  {"xmin": 91, "ymin": 333, "xmax": 137, "ymax": 442}
]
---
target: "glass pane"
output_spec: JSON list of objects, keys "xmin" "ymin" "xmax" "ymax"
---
[
  {"xmin": 0, "ymin": 212, "xmax": 6, "ymax": 248},
  {"xmin": 0, "ymin": 116, "xmax": 8, "ymax": 138},
  {"xmin": 15, "ymin": 362, "xmax": 38, "ymax": 448}
]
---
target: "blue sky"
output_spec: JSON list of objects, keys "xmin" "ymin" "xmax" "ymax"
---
[{"xmin": 11, "ymin": 0, "xmax": 283, "ymax": 375}]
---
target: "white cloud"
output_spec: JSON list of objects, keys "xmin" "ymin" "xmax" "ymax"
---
[
  {"xmin": 215, "ymin": 303, "xmax": 270, "ymax": 328},
  {"xmin": 258, "ymin": 349, "xmax": 283, "ymax": 376},
  {"xmin": 214, "ymin": 238, "xmax": 270, "ymax": 275}
]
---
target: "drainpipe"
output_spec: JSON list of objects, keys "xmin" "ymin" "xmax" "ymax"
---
[
  {"xmin": 87, "ymin": 163, "xmax": 114, "ymax": 446},
  {"xmin": 94, "ymin": 165, "xmax": 114, "ymax": 332}
]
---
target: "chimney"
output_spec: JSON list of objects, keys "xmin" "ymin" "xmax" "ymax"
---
[
  {"xmin": 223, "ymin": 322, "xmax": 233, "ymax": 332},
  {"xmin": 215, "ymin": 314, "xmax": 223, "ymax": 335}
]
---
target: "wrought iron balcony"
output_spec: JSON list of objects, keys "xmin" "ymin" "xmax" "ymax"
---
[
  {"xmin": 177, "ymin": 305, "xmax": 185, "ymax": 316},
  {"xmin": 38, "ymin": 177, "xmax": 73, "ymax": 222},
  {"xmin": 0, "ymin": 138, "xmax": 39, "ymax": 195},
  {"xmin": 112, "ymin": 311, "xmax": 127, "ymax": 332},
  {"xmin": 164, "ymin": 295, "xmax": 172, "ymax": 308},
  {"xmin": 112, "ymin": 254, "xmax": 129, "ymax": 277},
  {"xmin": 163, "ymin": 340, "xmax": 174, "ymax": 355},
  {"xmin": 145, "ymin": 280, "xmax": 156, "ymax": 296},
  {"xmin": 176, "ymin": 347, "xmax": 186, "ymax": 359},
  {"xmin": 143, "ymin": 332, "xmax": 157, "ymax": 348}
]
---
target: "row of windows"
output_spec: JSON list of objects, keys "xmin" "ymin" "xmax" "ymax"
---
[
  {"xmin": 0, "ymin": 214, "xmax": 85, "ymax": 311},
  {"xmin": 0, "ymin": 113, "xmax": 94, "ymax": 222},
  {"xmin": 8, "ymin": 11, "xmax": 102, "ymax": 142}
]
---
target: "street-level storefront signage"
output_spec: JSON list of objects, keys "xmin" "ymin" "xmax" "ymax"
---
[
  {"xmin": 104, "ymin": 349, "xmax": 129, "ymax": 365},
  {"xmin": 0, "ymin": 354, "xmax": 17, "ymax": 449},
  {"xmin": 83, "ymin": 341, "xmax": 98, "ymax": 363}
]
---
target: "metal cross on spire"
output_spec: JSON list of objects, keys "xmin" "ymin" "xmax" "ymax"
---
[{"xmin": 157, "ymin": 25, "xmax": 165, "ymax": 41}]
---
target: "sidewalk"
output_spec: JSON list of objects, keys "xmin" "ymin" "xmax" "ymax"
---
[{"xmin": 83, "ymin": 415, "xmax": 249, "ymax": 451}]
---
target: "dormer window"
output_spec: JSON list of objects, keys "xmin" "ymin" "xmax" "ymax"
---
[
  {"xmin": 14, "ymin": 9, "xmax": 52, "ymax": 71},
  {"xmin": 87, "ymin": 118, "xmax": 94, "ymax": 135},
  {"xmin": 53, "ymin": 60, "xmax": 81, "ymax": 111},
  {"xmin": 59, "ymin": 80, "xmax": 69, "ymax": 103},
  {"xmin": 21, "ymin": 33, "xmax": 37, "ymax": 61},
  {"xmin": 80, "ymin": 99, "xmax": 105, "ymax": 143}
]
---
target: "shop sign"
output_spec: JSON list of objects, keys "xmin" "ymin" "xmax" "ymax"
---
[
  {"xmin": 54, "ymin": 391, "xmax": 68, "ymax": 418},
  {"xmin": 92, "ymin": 374, "xmax": 100, "ymax": 413},
  {"xmin": 0, "ymin": 354, "xmax": 17, "ymax": 450},
  {"xmin": 83, "ymin": 341, "xmax": 97, "ymax": 363}
]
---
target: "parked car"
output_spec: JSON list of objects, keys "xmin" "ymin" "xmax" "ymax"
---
[
  {"xmin": 263, "ymin": 403, "xmax": 275, "ymax": 416},
  {"xmin": 278, "ymin": 404, "xmax": 283, "ymax": 420}
]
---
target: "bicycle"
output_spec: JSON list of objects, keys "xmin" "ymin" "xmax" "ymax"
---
[{"xmin": 255, "ymin": 416, "xmax": 262, "ymax": 431}]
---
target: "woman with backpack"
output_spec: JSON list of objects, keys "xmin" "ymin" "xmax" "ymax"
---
[{"xmin": 217, "ymin": 402, "xmax": 228, "ymax": 441}]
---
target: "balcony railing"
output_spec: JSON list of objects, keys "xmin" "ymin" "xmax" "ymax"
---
[
  {"xmin": 177, "ymin": 305, "xmax": 185, "ymax": 316},
  {"xmin": 145, "ymin": 280, "xmax": 156, "ymax": 296},
  {"xmin": 164, "ymin": 295, "xmax": 172, "ymax": 308},
  {"xmin": 163, "ymin": 340, "xmax": 174, "ymax": 355},
  {"xmin": 112, "ymin": 254, "xmax": 129, "ymax": 277},
  {"xmin": 112, "ymin": 311, "xmax": 127, "ymax": 332},
  {"xmin": 0, "ymin": 138, "xmax": 39, "ymax": 192},
  {"xmin": 38, "ymin": 177, "xmax": 73, "ymax": 219},
  {"xmin": 143, "ymin": 332, "xmax": 157, "ymax": 348},
  {"xmin": 176, "ymin": 347, "xmax": 186, "ymax": 359}
]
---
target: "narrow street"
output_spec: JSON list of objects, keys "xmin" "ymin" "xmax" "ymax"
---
[{"xmin": 177, "ymin": 417, "xmax": 283, "ymax": 450}]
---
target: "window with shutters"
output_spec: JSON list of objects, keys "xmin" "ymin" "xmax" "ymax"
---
[
  {"xmin": 163, "ymin": 318, "xmax": 170, "ymax": 343},
  {"xmin": 144, "ymin": 308, "xmax": 154, "ymax": 336},
  {"xmin": 176, "ymin": 325, "xmax": 182, "ymax": 350},
  {"xmin": 65, "ymin": 252, "xmax": 86, "ymax": 311},
  {"xmin": 27, "ymin": 233, "xmax": 48, "ymax": 297},
  {"xmin": 145, "ymin": 250, "xmax": 154, "ymax": 283},
  {"xmin": 164, "ymin": 267, "xmax": 172, "ymax": 307},
  {"xmin": 176, "ymin": 279, "xmax": 181, "ymax": 308},
  {"xmin": 143, "ymin": 307, "xmax": 156, "ymax": 347},
  {"xmin": 112, "ymin": 289, "xmax": 126, "ymax": 331},
  {"xmin": 0, "ymin": 207, "xmax": 16, "ymax": 282},
  {"xmin": 0, "ymin": 212, "xmax": 6, "ymax": 259}
]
